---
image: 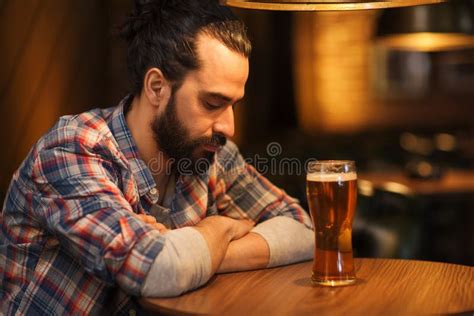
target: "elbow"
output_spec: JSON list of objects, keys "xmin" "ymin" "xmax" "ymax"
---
[
  {"xmin": 151, "ymin": 282, "xmax": 189, "ymax": 298},
  {"xmin": 141, "ymin": 253, "xmax": 210, "ymax": 298},
  {"xmin": 140, "ymin": 227, "xmax": 213, "ymax": 298},
  {"xmin": 149, "ymin": 258, "xmax": 209, "ymax": 297},
  {"xmin": 155, "ymin": 261, "xmax": 199, "ymax": 297}
]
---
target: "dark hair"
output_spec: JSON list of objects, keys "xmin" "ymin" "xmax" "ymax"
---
[{"xmin": 119, "ymin": 0, "xmax": 252, "ymax": 95}]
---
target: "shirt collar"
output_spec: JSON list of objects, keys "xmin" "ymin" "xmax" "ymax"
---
[{"xmin": 108, "ymin": 95, "xmax": 157, "ymax": 197}]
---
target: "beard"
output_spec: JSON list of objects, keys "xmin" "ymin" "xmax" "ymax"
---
[{"xmin": 151, "ymin": 91, "xmax": 227, "ymax": 175}]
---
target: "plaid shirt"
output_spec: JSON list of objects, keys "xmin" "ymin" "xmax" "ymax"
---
[{"xmin": 0, "ymin": 96, "xmax": 312, "ymax": 315}]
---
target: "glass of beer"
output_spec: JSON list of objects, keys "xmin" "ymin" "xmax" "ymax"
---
[{"xmin": 306, "ymin": 160, "xmax": 357, "ymax": 286}]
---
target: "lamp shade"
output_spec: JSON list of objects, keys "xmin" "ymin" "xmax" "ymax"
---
[
  {"xmin": 223, "ymin": 0, "xmax": 445, "ymax": 11},
  {"xmin": 376, "ymin": 0, "xmax": 474, "ymax": 51}
]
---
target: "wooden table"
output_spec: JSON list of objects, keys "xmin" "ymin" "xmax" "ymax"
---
[{"xmin": 140, "ymin": 258, "xmax": 474, "ymax": 315}]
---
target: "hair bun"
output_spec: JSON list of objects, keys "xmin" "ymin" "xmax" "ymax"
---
[
  {"xmin": 134, "ymin": 0, "xmax": 159, "ymax": 13},
  {"xmin": 119, "ymin": 0, "xmax": 164, "ymax": 42}
]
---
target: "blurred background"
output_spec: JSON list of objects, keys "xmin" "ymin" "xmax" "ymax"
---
[{"xmin": 0, "ymin": 0, "xmax": 473, "ymax": 265}]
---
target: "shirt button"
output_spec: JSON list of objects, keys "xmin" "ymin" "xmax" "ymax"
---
[
  {"xmin": 149, "ymin": 188, "xmax": 158, "ymax": 196},
  {"xmin": 129, "ymin": 309, "xmax": 136, "ymax": 316}
]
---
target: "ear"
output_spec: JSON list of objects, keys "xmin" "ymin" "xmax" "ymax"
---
[{"xmin": 143, "ymin": 68, "xmax": 171, "ymax": 108}]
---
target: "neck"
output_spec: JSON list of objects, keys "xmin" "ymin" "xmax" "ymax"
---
[{"xmin": 125, "ymin": 94, "xmax": 171, "ymax": 184}]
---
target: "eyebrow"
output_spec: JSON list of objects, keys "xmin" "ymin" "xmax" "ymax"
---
[{"xmin": 202, "ymin": 92, "xmax": 244, "ymax": 104}]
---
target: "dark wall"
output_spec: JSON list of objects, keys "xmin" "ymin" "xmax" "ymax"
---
[{"xmin": 1, "ymin": 1, "xmax": 104, "ymax": 198}]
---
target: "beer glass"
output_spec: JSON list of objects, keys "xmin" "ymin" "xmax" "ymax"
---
[{"xmin": 306, "ymin": 160, "xmax": 357, "ymax": 286}]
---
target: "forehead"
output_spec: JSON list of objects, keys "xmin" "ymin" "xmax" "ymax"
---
[{"xmin": 187, "ymin": 32, "xmax": 249, "ymax": 100}]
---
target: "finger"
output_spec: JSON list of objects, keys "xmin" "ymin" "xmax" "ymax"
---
[
  {"xmin": 240, "ymin": 218, "xmax": 255, "ymax": 226},
  {"xmin": 134, "ymin": 214, "xmax": 147, "ymax": 221},
  {"xmin": 144, "ymin": 215, "xmax": 158, "ymax": 224},
  {"xmin": 159, "ymin": 227, "xmax": 169, "ymax": 234},
  {"xmin": 136, "ymin": 214, "xmax": 157, "ymax": 224},
  {"xmin": 134, "ymin": 214, "xmax": 147, "ymax": 223},
  {"xmin": 152, "ymin": 222, "xmax": 166, "ymax": 229},
  {"xmin": 153, "ymin": 223, "xmax": 168, "ymax": 234}
]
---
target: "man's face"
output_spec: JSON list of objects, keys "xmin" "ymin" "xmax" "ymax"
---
[
  {"xmin": 151, "ymin": 90, "xmax": 227, "ymax": 171},
  {"xmin": 151, "ymin": 32, "xmax": 249, "ymax": 173}
]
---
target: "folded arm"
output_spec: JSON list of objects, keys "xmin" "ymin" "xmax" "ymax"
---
[
  {"xmin": 213, "ymin": 141, "xmax": 315, "ymax": 272},
  {"xmin": 217, "ymin": 216, "xmax": 314, "ymax": 273},
  {"xmin": 141, "ymin": 216, "xmax": 254, "ymax": 297}
]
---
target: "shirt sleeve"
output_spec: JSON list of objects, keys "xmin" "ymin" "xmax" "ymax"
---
[
  {"xmin": 141, "ymin": 227, "xmax": 212, "ymax": 297},
  {"xmin": 251, "ymin": 216, "xmax": 314, "ymax": 267},
  {"xmin": 31, "ymin": 142, "xmax": 164, "ymax": 296},
  {"xmin": 214, "ymin": 141, "xmax": 313, "ymax": 229}
]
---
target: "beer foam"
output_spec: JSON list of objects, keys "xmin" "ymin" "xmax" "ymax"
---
[{"xmin": 307, "ymin": 172, "xmax": 357, "ymax": 182}]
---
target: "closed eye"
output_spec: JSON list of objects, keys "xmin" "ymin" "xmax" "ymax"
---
[
  {"xmin": 204, "ymin": 102, "xmax": 224, "ymax": 111},
  {"xmin": 199, "ymin": 91, "xmax": 244, "ymax": 111}
]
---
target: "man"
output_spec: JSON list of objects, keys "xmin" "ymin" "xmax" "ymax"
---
[{"xmin": 0, "ymin": 1, "xmax": 314, "ymax": 314}]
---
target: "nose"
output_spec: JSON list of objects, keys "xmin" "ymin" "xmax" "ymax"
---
[{"xmin": 213, "ymin": 106, "xmax": 235, "ymax": 139}]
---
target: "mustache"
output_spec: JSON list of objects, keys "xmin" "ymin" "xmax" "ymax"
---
[{"xmin": 202, "ymin": 134, "xmax": 227, "ymax": 147}]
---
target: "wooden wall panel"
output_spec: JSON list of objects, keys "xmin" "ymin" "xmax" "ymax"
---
[
  {"xmin": 0, "ymin": 0, "xmax": 107, "ymax": 200},
  {"xmin": 0, "ymin": 0, "xmax": 41, "ymax": 96}
]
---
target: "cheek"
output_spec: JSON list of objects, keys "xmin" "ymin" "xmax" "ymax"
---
[
  {"xmin": 173, "ymin": 81, "xmax": 216, "ymax": 137},
  {"xmin": 176, "ymin": 101, "xmax": 214, "ymax": 137},
  {"xmin": 192, "ymin": 117, "xmax": 215, "ymax": 139}
]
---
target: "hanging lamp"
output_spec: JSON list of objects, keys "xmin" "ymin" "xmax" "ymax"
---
[
  {"xmin": 376, "ymin": 0, "xmax": 474, "ymax": 51},
  {"xmin": 223, "ymin": 0, "xmax": 445, "ymax": 11}
]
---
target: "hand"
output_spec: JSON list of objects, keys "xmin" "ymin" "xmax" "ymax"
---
[
  {"xmin": 188, "ymin": 216, "xmax": 255, "ymax": 273},
  {"xmin": 229, "ymin": 218, "xmax": 255, "ymax": 241},
  {"xmin": 134, "ymin": 214, "xmax": 169, "ymax": 234},
  {"xmin": 196, "ymin": 216, "xmax": 254, "ymax": 241}
]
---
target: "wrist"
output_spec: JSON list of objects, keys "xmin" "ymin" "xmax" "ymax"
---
[{"xmin": 195, "ymin": 216, "xmax": 234, "ymax": 243}]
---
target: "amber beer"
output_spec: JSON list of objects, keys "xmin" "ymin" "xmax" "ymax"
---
[{"xmin": 306, "ymin": 161, "xmax": 357, "ymax": 286}]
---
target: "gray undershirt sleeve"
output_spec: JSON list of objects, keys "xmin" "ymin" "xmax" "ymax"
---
[
  {"xmin": 140, "ymin": 227, "xmax": 212, "ymax": 297},
  {"xmin": 251, "ymin": 216, "xmax": 315, "ymax": 268},
  {"xmin": 141, "ymin": 216, "xmax": 314, "ymax": 296}
]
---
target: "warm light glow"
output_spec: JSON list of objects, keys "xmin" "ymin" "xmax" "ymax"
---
[
  {"xmin": 435, "ymin": 133, "xmax": 457, "ymax": 152},
  {"xmin": 376, "ymin": 32, "xmax": 474, "ymax": 52},
  {"xmin": 381, "ymin": 181, "xmax": 413, "ymax": 196},
  {"xmin": 293, "ymin": 11, "xmax": 377, "ymax": 132},
  {"xmin": 357, "ymin": 179, "xmax": 375, "ymax": 197}
]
